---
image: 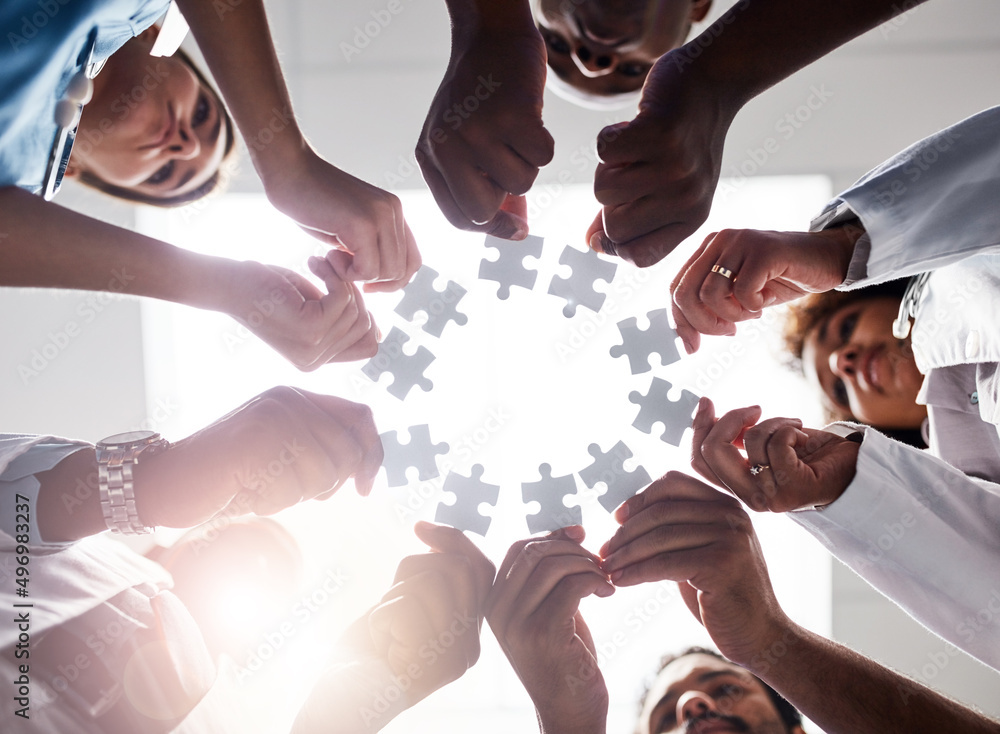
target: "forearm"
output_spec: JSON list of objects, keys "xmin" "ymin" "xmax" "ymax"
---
[
  {"xmin": 35, "ymin": 449, "xmax": 105, "ymax": 543},
  {"xmin": 684, "ymin": 0, "xmax": 931, "ymax": 108},
  {"xmin": 748, "ymin": 623, "xmax": 1000, "ymax": 733},
  {"xmin": 0, "ymin": 186, "xmax": 244, "ymax": 314},
  {"xmin": 174, "ymin": 0, "xmax": 306, "ymax": 180},
  {"xmin": 443, "ymin": 0, "xmax": 535, "ymax": 36},
  {"xmin": 291, "ymin": 661, "xmax": 409, "ymax": 734}
]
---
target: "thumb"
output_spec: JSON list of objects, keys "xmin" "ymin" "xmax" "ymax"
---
[
  {"xmin": 482, "ymin": 195, "xmax": 529, "ymax": 240},
  {"xmin": 586, "ymin": 211, "xmax": 617, "ymax": 256}
]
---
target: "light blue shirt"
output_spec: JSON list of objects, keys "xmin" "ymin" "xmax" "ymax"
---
[{"xmin": 0, "ymin": 0, "xmax": 170, "ymax": 193}]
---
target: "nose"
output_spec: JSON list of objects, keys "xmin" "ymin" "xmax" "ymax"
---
[
  {"xmin": 676, "ymin": 690, "xmax": 718, "ymax": 723},
  {"xmin": 571, "ymin": 41, "xmax": 619, "ymax": 77},
  {"xmin": 167, "ymin": 120, "xmax": 201, "ymax": 161},
  {"xmin": 829, "ymin": 344, "xmax": 860, "ymax": 380}
]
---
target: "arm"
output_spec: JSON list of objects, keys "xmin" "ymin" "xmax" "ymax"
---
[
  {"xmin": 589, "ymin": 0, "xmax": 933, "ymax": 266},
  {"xmin": 30, "ymin": 386, "xmax": 383, "ymax": 543},
  {"xmin": 602, "ymin": 472, "xmax": 1000, "ymax": 734},
  {"xmin": 692, "ymin": 398, "xmax": 1000, "ymax": 672},
  {"xmin": 811, "ymin": 105, "xmax": 1000, "ymax": 287},
  {"xmin": 292, "ymin": 523, "xmax": 495, "ymax": 734},
  {"xmin": 0, "ymin": 187, "xmax": 379, "ymax": 369},
  {"xmin": 487, "ymin": 527, "xmax": 613, "ymax": 734},
  {"xmin": 173, "ymin": 0, "xmax": 419, "ymax": 290},
  {"xmin": 415, "ymin": 0, "xmax": 554, "ymax": 240}
]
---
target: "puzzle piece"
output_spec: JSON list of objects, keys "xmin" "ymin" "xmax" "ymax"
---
[
  {"xmin": 362, "ymin": 327, "xmax": 435, "ymax": 400},
  {"xmin": 628, "ymin": 377, "xmax": 700, "ymax": 446},
  {"xmin": 547, "ymin": 245, "xmax": 618, "ymax": 318},
  {"xmin": 522, "ymin": 463, "xmax": 581, "ymax": 534},
  {"xmin": 394, "ymin": 266, "xmax": 469, "ymax": 338},
  {"xmin": 479, "ymin": 234, "xmax": 543, "ymax": 300},
  {"xmin": 578, "ymin": 441, "xmax": 652, "ymax": 513},
  {"xmin": 610, "ymin": 309, "xmax": 682, "ymax": 374},
  {"xmin": 380, "ymin": 425, "xmax": 449, "ymax": 487},
  {"xmin": 435, "ymin": 465, "xmax": 500, "ymax": 537}
]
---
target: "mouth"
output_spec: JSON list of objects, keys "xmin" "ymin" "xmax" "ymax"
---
[{"xmin": 142, "ymin": 103, "xmax": 175, "ymax": 150}]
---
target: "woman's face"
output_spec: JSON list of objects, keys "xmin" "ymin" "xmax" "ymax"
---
[
  {"xmin": 532, "ymin": 0, "xmax": 710, "ymax": 98},
  {"xmin": 70, "ymin": 32, "xmax": 228, "ymax": 200},
  {"xmin": 801, "ymin": 296, "xmax": 927, "ymax": 429}
]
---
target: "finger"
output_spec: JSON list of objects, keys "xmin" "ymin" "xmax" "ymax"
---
[
  {"xmin": 493, "ymin": 526, "xmax": 586, "ymax": 587},
  {"xmin": 413, "ymin": 521, "xmax": 496, "ymax": 606},
  {"xmin": 602, "ymin": 516, "xmax": 736, "ymax": 575},
  {"xmin": 673, "ymin": 234, "xmax": 739, "ymax": 337},
  {"xmin": 595, "ymin": 121, "xmax": 641, "ymax": 165},
  {"xmin": 363, "ymin": 223, "xmax": 422, "ymax": 293},
  {"xmin": 473, "ymin": 144, "xmax": 542, "ymax": 198},
  {"xmin": 489, "ymin": 541, "xmax": 604, "ymax": 627},
  {"xmin": 593, "ymin": 163, "xmax": 650, "ymax": 208},
  {"xmin": 299, "ymin": 389, "xmax": 383, "ymax": 496},
  {"xmin": 417, "ymin": 151, "xmax": 526, "ymax": 239},
  {"xmin": 610, "ymin": 471, "xmax": 727, "ymax": 529},
  {"xmin": 523, "ymin": 572, "xmax": 613, "ymax": 638},
  {"xmin": 743, "ymin": 417, "xmax": 804, "ymax": 465},
  {"xmin": 508, "ymin": 123, "xmax": 555, "ymax": 169},
  {"xmin": 496, "ymin": 557, "xmax": 612, "ymax": 634},
  {"xmin": 689, "ymin": 397, "xmax": 723, "ymax": 485},
  {"xmin": 607, "ymin": 221, "xmax": 696, "ymax": 268},
  {"xmin": 699, "ymin": 407, "xmax": 773, "ymax": 504}
]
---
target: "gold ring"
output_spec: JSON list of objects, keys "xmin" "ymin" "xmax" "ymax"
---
[{"xmin": 711, "ymin": 264, "xmax": 734, "ymax": 280}]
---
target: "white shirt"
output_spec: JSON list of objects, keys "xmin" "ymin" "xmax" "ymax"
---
[{"xmin": 795, "ymin": 106, "xmax": 1000, "ymax": 671}]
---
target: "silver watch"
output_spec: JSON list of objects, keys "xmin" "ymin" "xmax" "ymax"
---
[{"xmin": 96, "ymin": 430, "xmax": 170, "ymax": 535}]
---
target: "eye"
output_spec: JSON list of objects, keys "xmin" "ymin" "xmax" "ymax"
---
[
  {"xmin": 192, "ymin": 92, "xmax": 211, "ymax": 127},
  {"xmin": 715, "ymin": 683, "xmax": 742, "ymax": 699},
  {"xmin": 838, "ymin": 311, "xmax": 859, "ymax": 344},
  {"xmin": 543, "ymin": 30, "xmax": 571, "ymax": 55},
  {"xmin": 616, "ymin": 61, "xmax": 650, "ymax": 78},
  {"xmin": 145, "ymin": 160, "xmax": 174, "ymax": 186},
  {"xmin": 655, "ymin": 712, "xmax": 676, "ymax": 733}
]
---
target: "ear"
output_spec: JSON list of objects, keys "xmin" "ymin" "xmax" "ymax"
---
[{"xmin": 689, "ymin": 0, "xmax": 712, "ymax": 23}]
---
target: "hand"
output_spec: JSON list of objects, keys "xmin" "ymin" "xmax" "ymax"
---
[
  {"xmin": 263, "ymin": 146, "xmax": 421, "ymax": 292},
  {"xmin": 225, "ymin": 259, "xmax": 379, "ymax": 370},
  {"xmin": 136, "ymin": 386, "xmax": 383, "ymax": 527},
  {"xmin": 416, "ymin": 26, "xmax": 554, "ymax": 240},
  {"xmin": 600, "ymin": 471, "xmax": 789, "ymax": 668},
  {"xmin": 587, "ymin": 52, "xmax": 736, "ymax": 267},
  {"xmin": 691, "ymin": 397, "xmax": 860, "ymax": 512},
  {"xmin": 670, "ymin": 228, "xmax": 858, "ymax": 353},
  {"xmin": 488, "ymin": 527, "xmax": 613, "ymax": 734}
]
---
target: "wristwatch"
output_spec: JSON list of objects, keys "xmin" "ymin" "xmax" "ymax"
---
[{"xmin": 96, "ymin": 430, "xmax": 170, "ymax": 535}]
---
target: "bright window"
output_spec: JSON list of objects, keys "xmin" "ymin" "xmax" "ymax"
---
[{"xmin": 138, "ymin": 176, "xmax": 832, "ymax": 733}]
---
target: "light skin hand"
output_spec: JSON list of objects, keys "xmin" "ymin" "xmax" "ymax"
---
[
  {"xmin": 416, "ymin": 20, "xmax": 554, "ymax": 240},
  {"xmin": 488, "ymin": 526, "xmax": 613, "ymax": 734},
  {"xmin": 292, "ymin": 523, "xmax": 495, "ymax": 734},
  {"xmin": 36, "ymin": 387, "xmax": 383, "ymax": 542},
  {"xmin": 264, "ymin": 147, "xmax": 422, "ymax": 291},
  {"xmin": 691, "ymin": 397, "xmax": 860, "ymax": 512},
  {"xmin": 600, "ymin": 472, "xmax": 789, "ymax": 668},
  {"xmin": 224, "ymin": 258, "xmax": 380, "ymax": 371},
  {"xmin": 670, "ymin": 227, "xmax": 860, "ymax": 353}
]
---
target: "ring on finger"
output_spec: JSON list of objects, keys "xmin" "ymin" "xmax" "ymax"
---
[
  {"xmin": 749, "ymin": 463, "xmax": 771, "ymax": 476},
  {"xmin": 711, "ymin": 264, "xmax": 735, "ymax": 280}
]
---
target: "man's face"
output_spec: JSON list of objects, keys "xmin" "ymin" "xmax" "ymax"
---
[
  {"xmin": 638, "ymin": 654, "xmax": 798, "ymax": 734},
  {"xmin": 532, "ymin": 0, "xmax": 711, "ymax": 99}
]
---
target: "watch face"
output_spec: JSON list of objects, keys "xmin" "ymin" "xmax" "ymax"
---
[{"xmin": 97, "ymin": 430, "xmax": 161, "ymax": 449}]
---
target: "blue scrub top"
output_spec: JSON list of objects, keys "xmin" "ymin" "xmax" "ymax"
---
[{"xmin": 0, "ymin": 0, "xmax": 170, "ymax": 193}]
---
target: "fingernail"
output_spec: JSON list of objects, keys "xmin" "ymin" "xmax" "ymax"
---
[
  {"xmin": 598, "ymin": 539, "xmax": 611, "ymax": 558},
  {"xmin": 614, "ymin": 502, "xmax": 630, "ymax": 523},
  {"xmin": 596, "ymin": 581, "xmax": 616, "ymax": 597},
  {"xmin": 589, "ymin": 232, "xmax": 605, "ymax": 254}
]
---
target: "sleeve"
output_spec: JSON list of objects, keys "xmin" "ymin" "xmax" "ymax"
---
[
  {"xmin": 809, "ymin": 106, "xmax": 1000, "ymax": 288},
  {"xmin": 790, "ymin": 427, "xmax": 1000, "ymax": 672},
  {"xmin": 0, "ymin": 434, "xmax": 93, "ymax": 552}
]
